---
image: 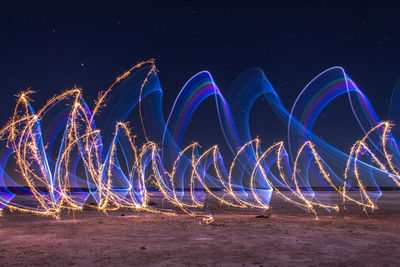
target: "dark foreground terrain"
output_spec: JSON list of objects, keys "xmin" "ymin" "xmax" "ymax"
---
[{"xmin": 0, "ymin": 192, "xmax": 400, "ymax": 266}]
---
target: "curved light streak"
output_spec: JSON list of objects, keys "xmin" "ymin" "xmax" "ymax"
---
[{"xmin": 0, "ymin": 60, "xmax": 398, "ymax": 221}]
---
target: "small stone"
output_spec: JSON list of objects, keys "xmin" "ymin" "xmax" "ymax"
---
[{"xmin": 255, "ymin": 214, "xmax": 269, "ymax": 219}]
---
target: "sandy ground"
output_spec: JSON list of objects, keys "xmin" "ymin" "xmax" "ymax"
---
[{"xmin": 0, "ymin": 192, "xmax": 400, "ymax": 266}]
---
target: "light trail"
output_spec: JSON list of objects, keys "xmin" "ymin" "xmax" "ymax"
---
[{"xmin": 0, "ymin": 61, "xmax": 398, "ymax": 221}]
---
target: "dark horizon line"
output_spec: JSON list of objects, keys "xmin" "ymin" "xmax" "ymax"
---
[{"xmin": 1, "ymin": 186, "xmax": 398, "ymax": 192}]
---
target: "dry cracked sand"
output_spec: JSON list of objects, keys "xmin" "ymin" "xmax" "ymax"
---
[{"xmin": 0, "ymin": 191, "xmax": 399, "ymax": 266}]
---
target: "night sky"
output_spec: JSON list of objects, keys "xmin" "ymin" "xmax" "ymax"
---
[{"xmin": 1, "ymin": 0, "xmax": 399, "ymax": 152}]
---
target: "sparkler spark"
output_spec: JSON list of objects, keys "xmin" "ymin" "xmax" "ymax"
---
[{"xmin": 0, "ymin": 60, "xmax": 398, "ymax": 220}]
